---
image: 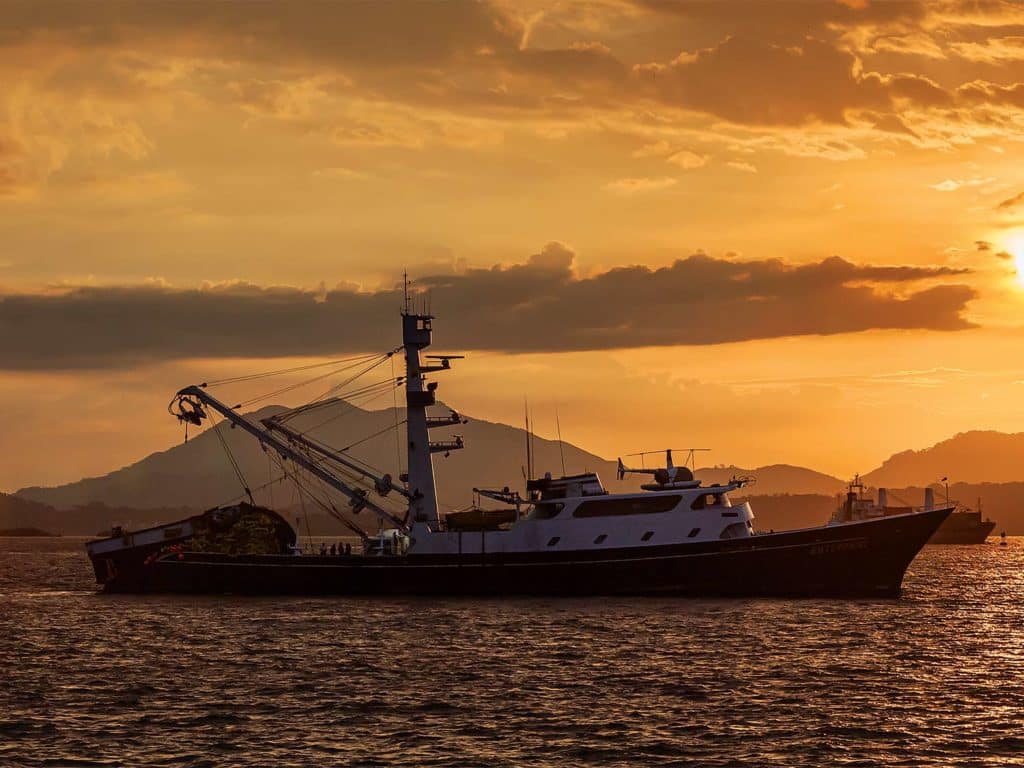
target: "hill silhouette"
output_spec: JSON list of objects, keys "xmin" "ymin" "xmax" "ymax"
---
[
  {"xmin": 15, "ymin": 400, "xmax": 848, "ymax": 513},
  {"xmin": 695, "ymin": 464, "xmax": 844, "ymax": 496},
  {"xmin": 15, "ymin": 401, "xmax": 631, "ymax": 512},
  {"xmin": 11, "ymin": 404, "xmax": 1024, "ymax": 536},
  {"xmin": 863, "ymin": 430, "xmax": 1024, "ymax": 487}
]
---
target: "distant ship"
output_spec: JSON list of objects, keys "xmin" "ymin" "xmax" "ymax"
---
[
  {"xmin": 85, "ymin": 290, "xmax": 952, "ymax": 598},
  {"xmin": 927, "ymin": 499, "xmax": 996, "ymax": 544},
  {"xmin": 831, "ymin": 477, "xmax": 995, "ymax": 544}
]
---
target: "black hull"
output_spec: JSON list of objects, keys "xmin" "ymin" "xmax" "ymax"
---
[{"xmin": 94, "ymin": 507, "xmax": 950, "ymax": 598}]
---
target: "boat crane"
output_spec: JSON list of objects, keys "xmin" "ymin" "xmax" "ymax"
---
[
  {"xmin": 261, "ymin": 416, "xmax": 413, "ymax": 501},
  {"xmin": 170, "ymin": 385, "xmax": 410, "ymax": 533}
]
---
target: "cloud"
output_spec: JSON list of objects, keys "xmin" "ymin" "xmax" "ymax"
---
[
  {"xmin": 631, "ymin": 36, "xmax": 949, "ymax": 126},
  {"xmin": 957, "ymin": 80, "xmax": 1024, "ymax": 109},
  {"xmin": 665, "ymin": 150, "xmax": 707, "ymax": 169},
  {"xmin": 970, "ymin": 241, "xmax": 1011, "ymax": 261},
  {"xmin": 950, "ymin": 36, "xmax": 1024, "ymax": 63},
  {"xmin": 0, "ymin": 1, "xmax": 519, "ymax": 72},
  {"xmin": 0, "ymin": 248, "xmax": 976, "ymax": 370},
  {"xmin": 997, "ymin": 190, "xmax": 1024, "ymax": 210},
  {"xmin": 929, "ymin": 177, "xmax": 994, "ymax": 192},
  {"xmin": 602, "ymin": 176, "xmax": 678, "ymax": 194},
  {"xmin": 727, "ymin": 160, "xmax": 758, "ymax": 173}
]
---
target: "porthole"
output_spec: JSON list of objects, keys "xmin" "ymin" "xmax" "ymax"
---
[
  {"xmin": 594, "ymin": 534, "xmax": 607, "ymax": 544},
  {"xmin": 687, "ymin": 528, "xmax": 700, "ymax": 538},
  {"xmin": 547, "ymin": 536, "xmax": 560, "ymax": 547},
  {"xmin": 641, "ymin": 531, "xmax": 654, "ymax": 542}
]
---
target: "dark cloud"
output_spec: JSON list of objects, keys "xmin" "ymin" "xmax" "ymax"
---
[
  {"xmin": 10, "ymin": 0, "xmax": 1024, "ymax": 132},
  {"xmin": 974, "ymin": 241, "xmax": 1013, "ymax": 260},
  {"xmin": 632, "ymin": 36, "xmax": 951, "ymax": 126},
  {"xmin": 0, "ymin": 1, "xmax": 518, "ymax": 70},
  {"xmin": 638, "ymin": 0, "xmax": 928, "ymax": 30},
  {"xmin": 0, "ymin": 248, "xmax": 976, "ymax": 370},
  {"xmin": 997, "ymin": 190, "xmax": 1024, "ymax": 210},
  {"xmin": 958, "ymin": 80, "xmax": 1024, "ymax": 109}
]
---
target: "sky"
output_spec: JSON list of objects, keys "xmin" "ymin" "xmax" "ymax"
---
[{"xmin": 4, "ymin": 0, "xmax": 1024, "ymax": 491}]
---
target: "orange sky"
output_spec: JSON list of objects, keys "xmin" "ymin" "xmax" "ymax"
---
[{"xmin": 3, "ymin": 0, "xmax": 1024, "ymax": 491}]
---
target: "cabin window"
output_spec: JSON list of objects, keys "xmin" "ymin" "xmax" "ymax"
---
[
  {"xmin": 719, "ymin": 522, "xmax": 748, "ymax": 539},
  {"xmin": 533, "ymin": 502, "xmax": 564, "ymax": 520},
  {"xmin": 690, "ymin": 493, "xmax": 723, "ymax": 511},
  {"xmin": 687, "ymin": 527, "xmax": 701, "ymax": 538},
  {"xmin": 593, "ymin": 534, "xmax": 607, "ymax": 544},
  {"xmin": 547, "ymin": 536, "xmax": 560, "ymax": 547},
  {"xmin": 641, "ymin": 531, "xmax": 654, "ymax": 541},
  {"xmin": 573, "ymin": 495, "xmax": 681, "ymax": 518}
]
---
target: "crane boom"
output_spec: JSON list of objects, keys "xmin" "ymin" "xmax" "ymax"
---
[
  {"xmin": 173, "ymin": 385, "xmax": 409, "ymax": 532},
  {"xmin": 261, "ymin": 417, "xmax": 412, "ymax": 501}
]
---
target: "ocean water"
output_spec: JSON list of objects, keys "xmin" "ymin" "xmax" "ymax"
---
[{"xmin": 1, "ymin": 537, "xmax": 1022, "ymax": 767}]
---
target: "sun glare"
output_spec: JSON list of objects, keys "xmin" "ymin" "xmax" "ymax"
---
[{"xmin": 1002, "ymin": 234, "xmax": 1024, "ymax": 287}]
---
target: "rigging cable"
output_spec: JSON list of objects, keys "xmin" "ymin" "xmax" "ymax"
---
[
  {"xmin": 340, "ymin": 419, "xmax": 408, "ymax": 453},
  {"xmin": 207, "ymin": 411, "xmax": 255, "ymax": 505},
  {"xmin": 391, "ymin": 354, "xmax": 404, "ymax": 482},
  {"xmin": 276, "ymin": 356, "xmax": 400, "ymax": 425},
  {"xmin": 281, "ymin": 350, "xmax": 400, "ymax": 420},
  {"xmin": 203, "ymin": 353, "xmax": 381, "ymax": 387},
  {"xmin": 234, "ymin": 353, "xmax": 391, "ymax": 410}
]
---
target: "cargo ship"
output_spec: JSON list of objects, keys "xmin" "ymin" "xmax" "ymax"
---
[
  {"xmin": 831, "ymin": 477, "xmax": 995, "ymax": 544},
  {"xmin": 86, "ymin": 292, "xmax": 952, "ymax": 597},
  {"xmin": 927, "ymin": 500, "xmax": 996, "ymax": 544}
]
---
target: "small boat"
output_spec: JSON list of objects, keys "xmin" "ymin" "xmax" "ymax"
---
[{"xmin": 86, "ymin": 291, "xmax": 951, "ymax": 598}]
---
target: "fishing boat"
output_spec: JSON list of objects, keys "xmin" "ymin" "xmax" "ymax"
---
[
  {"xmin": 86, "ymin": 291, "xmax": 951, "ymax": 597},
  {"xmin": 831, "ymin": 476, "xmax": 992, "ymax": 544}
]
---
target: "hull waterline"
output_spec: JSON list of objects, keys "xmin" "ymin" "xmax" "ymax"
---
[{"xmin": 95, "ymin": 507, "xmax": 951, "ymax": 598}]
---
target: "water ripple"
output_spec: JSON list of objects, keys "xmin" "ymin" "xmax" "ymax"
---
[{"xmin": 1, "ymin": 537, "xmax": 1022, "ymax": 766}]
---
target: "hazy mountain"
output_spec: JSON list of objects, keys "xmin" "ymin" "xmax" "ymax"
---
[
  {"xmin": 15, "ymin": 401, "xmax": 631, "ymax": 512},
  {"xmin": 1, "ymin": 493, "xmax": 62, "ymax": 531},
  {"xmin": 863, "ymin": 431, "xmax": 1024, "ymax": 487},
  {"xmin": 13, "ymin": 403, "xmax": 1024, "ymax": 538},
  {"xmin": 15, "ymin": 397, "xmax": 853, "ymax": 515},
  {"xmin": 695, "ymin": 464, "xmax": 845, "ymax": 496},
  {"xmin": 0, "ymin": 493, "xmax": 195, "ymax": 537}
]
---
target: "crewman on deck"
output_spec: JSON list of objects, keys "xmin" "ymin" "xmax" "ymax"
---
[{"xmin": 330, "ymin": 543, "xmax": 337, "ymax": 556}]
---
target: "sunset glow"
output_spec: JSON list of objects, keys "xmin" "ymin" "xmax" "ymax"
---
[{"xmin": 4, "ymin": 1, "xmax": 1024, "ymax": 490}]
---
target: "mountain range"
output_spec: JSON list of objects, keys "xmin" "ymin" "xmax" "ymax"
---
[
  {"xmin": 863, "ymin": 430, "xmax": 1024, "ymax": 487},
  {"xmin": 8, "ymin": 400, "xmax": 1024, "ymax": 534}
]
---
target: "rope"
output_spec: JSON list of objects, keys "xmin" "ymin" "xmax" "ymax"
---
[
  {"xmin": 267, "ymin": 453, "xmax": 274, "ymax": 509},
  {"xmin": 204, "ymin": 353, "xmax": 381, "ymax": 387},
  {"xmin": 286, "ymin": 350, "xmax": 400, "ymax": 417},
  {"xmin": 208, "ymin": 412, "xmax": 254, "ymax": 504},
  {"xmin": 391, "ymin": 354, "xmax": 404, "ymax": 481},
  {"xmin": 340, "ymin": 420, "xmax": 408, "ymax": 453},
  {"xmin": 234, "ymin": 355, "xmax": 389, "ymax": 409},
  {"xmin": 278, "ymin": 378, "xmax": 400, "ymax": 426}
]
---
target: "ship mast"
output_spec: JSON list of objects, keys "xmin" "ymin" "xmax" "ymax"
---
[{"xmin": 401, "ymin": 275, "xmax": 463, "ymax": 527}]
